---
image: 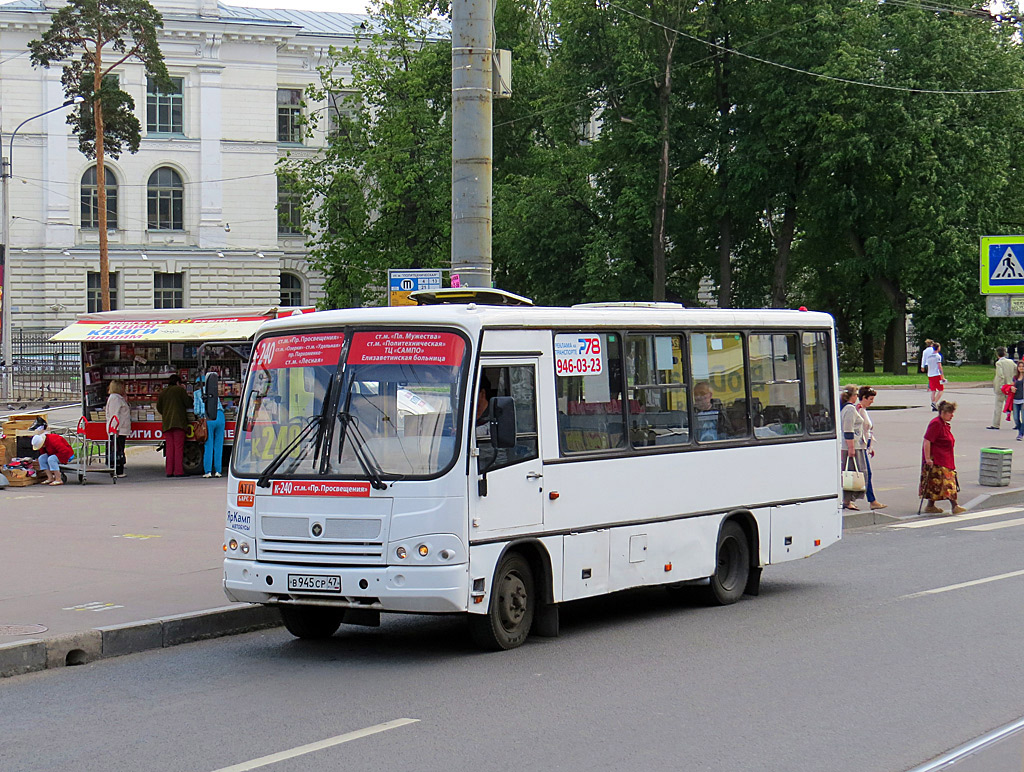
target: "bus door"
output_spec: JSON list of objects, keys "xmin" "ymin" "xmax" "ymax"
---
[{"xmin": 472, "ymin": 359, "xmax": 543, "ymax": 533}]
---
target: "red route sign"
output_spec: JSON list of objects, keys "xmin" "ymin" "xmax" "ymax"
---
[
  {"xmin": 347, "ymin": 331, "xmax": 465, "ymax": 366},
  {"xmin": 271, "ymin": 480, "xmax": 371, "ymax": 497},
  {"xmin": 251, "ymin": 332, "xmax": 346, "ymax": 370}
]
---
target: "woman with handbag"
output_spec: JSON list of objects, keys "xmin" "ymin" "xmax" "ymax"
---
[
  {"xmin": 919, "ymin": 400, "xmax": 965, "ymax": 515},
  {"xmin": 840, "ymin": 384, "xmax": 867, "ymax": 511},
  {"xmin": 857, "ymin": 386, "xmax": 885, "ymax": 510}
]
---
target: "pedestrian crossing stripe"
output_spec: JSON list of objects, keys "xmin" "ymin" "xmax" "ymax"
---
[{"xmin": 890, "ymin": 506, "xmax": 1024, "ymax": 528}]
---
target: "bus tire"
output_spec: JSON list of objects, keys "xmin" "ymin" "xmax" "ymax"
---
[
  {"xmin": 469, "ymin": 553, "xmax": 535, "ymax": 651},
  {"xmin": 279, "ymin": 606, "xmax": 343, "ymax": 639},
  {"xmin": 704, "ymin": 520, "xmax": 750, "ymax": 606}
]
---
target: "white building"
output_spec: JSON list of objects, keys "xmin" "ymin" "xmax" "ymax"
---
[{"xmin": 0, "ymin": 0, "xmax": 364, "ymax": 332}]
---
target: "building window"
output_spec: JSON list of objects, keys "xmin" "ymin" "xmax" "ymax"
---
[
  {"xmin": 277, "ymin": 178, "xmax": 302, "ymax": 235},
  {"xmin": 327, "ymin": 92, "xmax": 359, "ymax": 139},
  {"xmin": 81, "ymin": 166, "xmax": 118, "ymax": 230},
  {"xmin": 87, "ymin": 271, "xmax": 118, "ymax": 312},
  {"xmin": 147, "ymin": 76, "xmax": 184, "ymax": 134},
  {"xmin": 280, "ymin": 272, "xmax": 303, "ymax": 306},
  {"xmin": 154, "ymin": 272, "xmax": 184, "ymax": 309},
  {"xmin": 277, "ymin": 88, "xmax": 303, "ymax": 143},
  {"xmin": 147, "ymin": 167, "xmax": 184, "ymax": 230}
]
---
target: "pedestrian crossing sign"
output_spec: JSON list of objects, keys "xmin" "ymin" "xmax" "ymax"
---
[{"xmin": 981, "ymin": 236, "xmax": 1024, "ymax": 294}]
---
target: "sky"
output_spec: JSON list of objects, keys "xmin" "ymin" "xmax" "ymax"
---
[{"xmin": 226, "ymin": 0, "xmax": 371, "ymax": 12}]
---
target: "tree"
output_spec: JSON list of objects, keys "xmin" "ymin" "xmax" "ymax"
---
[
  {"xmin": 30, "ymin": 0, "xmax": 168, "ymax": 312},
  {"xmin": 282, "ymin": 0, "xmax": 451, "ymax": 309}
]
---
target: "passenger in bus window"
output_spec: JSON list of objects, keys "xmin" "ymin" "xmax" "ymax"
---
[
  {"xmin": 693, "ymin": 381, "xmax": 726, "ymax": 441},
  {"xmin": 475, "ymin": 374, "xmax": 492, "ymax": 441}
]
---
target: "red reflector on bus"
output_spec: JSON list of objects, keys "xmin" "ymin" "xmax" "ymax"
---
[
  {"xmin": 664, "ymin": 563, "xmax": 672, "ymax": 572},
  {"xmin": 549, "ymin": 491, "xmax": 559, "ymax": 500},
  {"xmin": 814, "ymin": 539, "xmax": 821, "ymax": 546}
]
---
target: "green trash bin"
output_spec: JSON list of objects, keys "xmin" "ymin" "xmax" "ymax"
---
[{"xmin": 980, "ymin": 447, "xmax": 1012, "ymax": 487}]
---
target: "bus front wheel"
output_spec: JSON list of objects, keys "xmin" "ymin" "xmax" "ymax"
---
[
  {"xmin": 279, "ymin": 606, "xmax": 343, "ymax": 639},
  {"xmin": 705, "ymin": 520, "xmax": 750, "ymax": 606},
  {"xmin": 469, "ymin": 553, "xmax": 535, "ymax": 651}
]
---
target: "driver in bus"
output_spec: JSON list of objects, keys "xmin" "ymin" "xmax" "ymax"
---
[{"xmin": 693, "ymin": 381, "xmax": 726, "ymax": 442}]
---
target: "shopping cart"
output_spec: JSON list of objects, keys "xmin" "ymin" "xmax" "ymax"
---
[{"xmin": 66, "ymin": 415, "xmax": 118, "ymax": 484}]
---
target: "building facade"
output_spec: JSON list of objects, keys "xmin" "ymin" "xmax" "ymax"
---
[{"xmin": 0, "ymin": 0, "xmax": 364, "ymax": 332}]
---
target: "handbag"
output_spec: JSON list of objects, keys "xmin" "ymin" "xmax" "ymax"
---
[
  {"xmin": 842, "ymin": 456, "xmax": 866, "ymax": 492},
  {"xmin": 193, "ymin": 418, "xmax": 208, "ymax": 443}
]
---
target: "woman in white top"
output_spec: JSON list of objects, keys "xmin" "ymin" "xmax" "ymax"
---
[
  {"xmin": 840, "ymin": 384, "xmax": 867, "ymax": 511},
  {"xmin": 105, "ymin": 379, "xmax": 132, "ymax": 477},
  {"xmin": 857, "ymin": 386, "xmax": 885, "ymax": 510}
]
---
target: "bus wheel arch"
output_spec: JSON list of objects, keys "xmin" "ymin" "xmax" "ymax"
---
[
  {"xmin": 726, "ymin": 509, "xmax": 762, "ymax": 597},
  {"xmin": 469, "ymin": 539, "xmax": 555, "ymax": 650},
  {"xmin": 705, "ymin": 513, "xmax": 756, "ymax": 606}
]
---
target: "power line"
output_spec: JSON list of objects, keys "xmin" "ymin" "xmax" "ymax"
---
[{"xmin": 603, "ymin": 0, "xmax": 1024, "ymax": 96}]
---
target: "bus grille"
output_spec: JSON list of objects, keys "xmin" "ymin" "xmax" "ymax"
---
[{"xmin": 258, "ymin": 538, "xmax": 386, "ymax": 566}]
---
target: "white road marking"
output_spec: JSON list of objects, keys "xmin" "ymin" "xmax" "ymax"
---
[
  {"xmin": 890, "ymin": 506, "xmax": 1024, "ymax": 529},
  {"xmin": 902, "ymin": 569, "xmax": 1024, "ymax": 599},
  {"xmin": 208, "ymin": 718, "xmax": 420, "ymax": 772},
  {"xmin": 959, "ymin": 516, "xmax": 1024, "ymax": 532},
  {"xmin": 62, "ymin": 601, "xmax": 125, "ymax": 611}
]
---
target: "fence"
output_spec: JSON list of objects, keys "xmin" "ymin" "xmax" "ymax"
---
[{"xmin": 1, "ymin": 329, "xmax": 81, "ymax": 404}]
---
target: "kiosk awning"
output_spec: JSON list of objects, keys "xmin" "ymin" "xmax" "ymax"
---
[{"xmin": 49, "ymin": 307, "xmax": 314, "ymax": 343}]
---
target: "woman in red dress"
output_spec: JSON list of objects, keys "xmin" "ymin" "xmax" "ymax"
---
[{"xmin": 919, "ymin": 400, "xmax": 965, "ymax": 515}]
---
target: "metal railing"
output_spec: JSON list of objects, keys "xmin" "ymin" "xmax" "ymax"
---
[{"xmin": 1, "ymin": 329, "xmax": 80, "ymax": 404}]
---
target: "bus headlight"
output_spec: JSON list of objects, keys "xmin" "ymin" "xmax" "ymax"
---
[
  {"xmin": 224, "ymin": 530, "xmax": 255, "ymax": 560},
  {"xmin": 388, "ymin": 535, "xmax": 465, "ymax": 565},
  {"xmin": 396, "ymin": 546, "xmax": 407, "ymax": 560}
]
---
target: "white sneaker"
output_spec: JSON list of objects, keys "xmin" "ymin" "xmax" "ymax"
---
[
  {"xmin": 213, "ymin": 472, "xmax": 222, "ymax": 478},
  {"xmin": 202, "ymin": 473, "xmax": 212, "ymax": 478}
]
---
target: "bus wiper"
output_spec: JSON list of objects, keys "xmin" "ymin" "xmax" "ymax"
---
[
  {"xmin": 256, "ymin": 414, "xmax": 322, "ymax": 488},
  {"xmin": 337, "ymin": 412, "xmax": 388, "ymax": 490}
]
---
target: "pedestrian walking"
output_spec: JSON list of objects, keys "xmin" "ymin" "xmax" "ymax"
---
[
  {"xmin": 105, "ymin": 379, "xmax": 131, "ymax": 477},
  {"xmin": 840, "ymin": 384, "xmax": 867, "ymax": 511},
  {"xmin": 156, "ymin": 374, "xmax": 190, "ymax": 477},
  {"xmin": 989, "ymin": 347, "xmax": 1017, "ymax": 429},
  {"xmin": 857, "ymin": 386, "xmax": 885, "ymax": 510},
  {"xmin": 1012, "ymin": 360, "xmax": 1024, "ymax": 441},
  {"xmin": 925, "ymin": 341, "xmax": 944, "ymax": 411},
  {"xmin": 919, "ymin": 339, "xmax": 934, "ymax": 373},
  {"xmin": 200, "ymin": 371, "xmax": 225, "ymax": 478},
  {"xmin": 919, "ymin": 400, "xmax": 965, "ymax": 515}
]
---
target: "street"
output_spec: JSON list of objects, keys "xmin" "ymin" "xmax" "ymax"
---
[{"xmin": 3, "ymin": 507, "xmax": 1024, "ymax": 772}]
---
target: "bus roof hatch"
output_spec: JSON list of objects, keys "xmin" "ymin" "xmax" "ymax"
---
[{"xmin": 408, "ymin": 287, "xmax": 535, "ymax": 306}]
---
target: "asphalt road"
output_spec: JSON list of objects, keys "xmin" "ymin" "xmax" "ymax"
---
[{"xmin": 3, "ymin": 509, "xmax": 1024, "ymax": 772}]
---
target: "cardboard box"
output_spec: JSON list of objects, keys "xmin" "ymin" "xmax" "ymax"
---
[{"xmin": 2, "ymin": 467, "xmax": 41, "ymax": 486}]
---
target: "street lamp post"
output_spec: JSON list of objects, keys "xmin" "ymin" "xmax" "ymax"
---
[{"xmin": 0, "ymin": 96, "xmax": 83, "ymax": 401}]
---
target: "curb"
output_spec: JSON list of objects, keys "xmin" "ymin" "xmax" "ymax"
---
[{"xmin": 0, "ymin": 603, "xmax": 281, "ymax": 678}]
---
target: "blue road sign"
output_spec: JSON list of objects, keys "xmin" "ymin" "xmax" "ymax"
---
[{"xmin": 982, "ymin": 237, "xmax": 1024, "ymax": 294}]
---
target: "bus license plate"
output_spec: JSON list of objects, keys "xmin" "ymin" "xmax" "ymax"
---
[{"xmin": 287, "ymin": 574, "xmax": 341, "ymax": 593}]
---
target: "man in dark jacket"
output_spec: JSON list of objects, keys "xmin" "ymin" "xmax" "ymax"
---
[{"xmin": 156, "ymin": 374, "xmax": 190, "ymax": 477}]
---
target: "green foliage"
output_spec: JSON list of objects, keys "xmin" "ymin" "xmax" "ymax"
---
[
  {"xmin": 281, "ymin": 0, "xmax": 451, "ymax": 309},
  {"xmin": 71, "ymin": 73, "xmax": 140, "ymax": 159}
]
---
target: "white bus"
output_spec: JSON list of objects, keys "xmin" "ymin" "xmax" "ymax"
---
[{"xmin": 223, "ymin": 291, "xmax": 841, "ymax": 650}]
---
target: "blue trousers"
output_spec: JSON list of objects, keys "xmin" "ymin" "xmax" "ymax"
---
[
  {"xmin": 1015, "ymin": 402, "xmax": 1024, "ymax": 437},
  {"xmin": 864, "ymin": 444, "xmax": 876, "ymax": 503},
  {"xmin": 203, "ymin": 409, "xmax": 225, "ymax": 474}
]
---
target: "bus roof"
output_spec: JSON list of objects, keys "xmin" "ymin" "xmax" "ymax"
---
[{"xmin": 254, "ymin": 303, "xmax": 834, "ymax": 338}]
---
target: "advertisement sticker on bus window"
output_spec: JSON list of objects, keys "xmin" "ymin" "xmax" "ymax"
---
[
  {"xmin": 347, "ymin": 331, "xmax": 465, "ymax": 366},
  {"xmin": 554, "ymin": 334, "xmax": 604, "ymax": 377},
  {"xmin": 251, "ymin": 332, "xmax": 346, "ymax": 370},
  {"xmin": 271, "ymin": 480, "xmax": 372, "ymax": 497}
]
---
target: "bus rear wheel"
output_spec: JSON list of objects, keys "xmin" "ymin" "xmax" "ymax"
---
[
  {"xmin": 469, "ymin": 553, "xmax": 535, "ymax": 651},
  {"xmin": 705, "ymin": 520, "xmax": 750, "ymax": 606},
  {"xmin": 279, "ymin": 606, "xmax": 343, "ymax": 639}
]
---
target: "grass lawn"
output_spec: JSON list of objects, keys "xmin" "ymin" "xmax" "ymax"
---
[{"xmin": 839, "ymin": 364, "xmax": 991, "ymax": 386}]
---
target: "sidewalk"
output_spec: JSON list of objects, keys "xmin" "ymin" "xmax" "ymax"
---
[
  {"xmin": 3, "ymin": 384, "xmax": 1024, "ymax": 676},
  {"xmin": 843, "ymin": 383, "xmax": 1024, "ymax": 526}
]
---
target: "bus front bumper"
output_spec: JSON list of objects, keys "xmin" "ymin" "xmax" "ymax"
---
[{"xmin": 223, "ymin": 559, "xmax": 469, "ymax": 613}]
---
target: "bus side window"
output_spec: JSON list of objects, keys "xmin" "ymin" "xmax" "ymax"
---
[
  {"xmin": 803, "ymin": 331, "xmax": 835, "ymax": 434},
  {"xmin": 690, "ymin": 332, "xmax": 749, "ymax": 441},
  {"xmin": 478, "ymin": 365, "xmax": 538, "ymax": 471},
  {"xmin": 556, "ymin": 333, "xmax": 626, "ymax": 454}
]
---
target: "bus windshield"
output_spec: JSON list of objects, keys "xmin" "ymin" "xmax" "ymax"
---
[{"xmin": 232, "ymin": 328, "xmax": 468, "ymax": 480}]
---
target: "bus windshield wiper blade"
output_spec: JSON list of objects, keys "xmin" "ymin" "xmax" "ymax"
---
[
  {"xmin": 337, "ymin": 412, "xmax": 388, "ymax": 490},
  {"xmin": 256, "ymin": 414, "xmax": 322, "ymax": 488}
]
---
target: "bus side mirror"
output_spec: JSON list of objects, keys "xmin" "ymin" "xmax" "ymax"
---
[{"xmin": 489, "ymin": 396, "xmax": 517, "ymax": 448}]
